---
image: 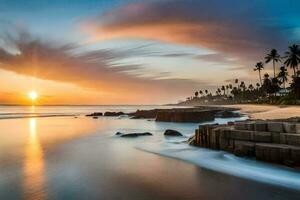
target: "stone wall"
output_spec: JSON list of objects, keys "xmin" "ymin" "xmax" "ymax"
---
[{"xmin": 189, "ymin": 121, "xmax": 300, "ymax": 167}]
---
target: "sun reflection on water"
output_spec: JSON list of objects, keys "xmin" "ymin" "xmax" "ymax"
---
[{"xmin": 23, "ymin": 118, "xmax": 46, "ymax": 200}]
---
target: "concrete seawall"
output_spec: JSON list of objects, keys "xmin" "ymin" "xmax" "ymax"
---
[{"xmin": 189, "ymin": 121, "xmax": 300, "ymax": 167}]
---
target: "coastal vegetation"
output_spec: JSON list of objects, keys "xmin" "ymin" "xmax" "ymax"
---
[{"xmin": 181, "ymin": 44, "xmax": 300, "ymax": 105}]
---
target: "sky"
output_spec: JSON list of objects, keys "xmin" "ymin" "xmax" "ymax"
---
[{"xmin": 0, "ymin": 0, "xmax": 299, "ymax": 105}]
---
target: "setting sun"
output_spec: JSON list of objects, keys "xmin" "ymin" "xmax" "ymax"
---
[{"xmin": 28, "ymin": 91, "xmax": 38, "ymax": 101}]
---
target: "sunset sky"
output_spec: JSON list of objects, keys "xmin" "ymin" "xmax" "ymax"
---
[{"xmin": 0, "ymin": 0, "xmax": 299, "ymax": 105}]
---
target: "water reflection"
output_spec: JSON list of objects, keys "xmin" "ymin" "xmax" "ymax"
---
[{"xmin": 23, "ymin": 118, "xmax": 46, "ymax": 200}]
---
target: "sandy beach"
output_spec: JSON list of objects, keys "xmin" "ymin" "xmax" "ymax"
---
[{"xmin": 222, "ymin": 104, "xmax": 300, "ymax": 120}]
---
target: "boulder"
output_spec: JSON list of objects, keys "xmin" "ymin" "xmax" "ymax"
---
[
  {"xmin": 117, "ymin": 132, "xmax": 153, "ymax": 137},
  {"xmin": 164, "ymin": 129, "xmax": 183, "ymax": 136},
  {"xmin": 104, "ymin": 112, "xmax": 125, "ymax": 116},
  {"xmin": 267, "ymin": 122, "xmax": 284, "ymax": 133}
]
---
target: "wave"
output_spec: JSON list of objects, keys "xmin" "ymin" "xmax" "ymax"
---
[{"xmin": 136, "ymin": 142, "xmax": 300, "ymax": 191}]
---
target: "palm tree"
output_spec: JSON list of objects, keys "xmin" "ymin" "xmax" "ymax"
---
[
  {"xmin": 195, "ymin": 91, "xmax": 199, "ymax": 98},
  {"xmin": 256, "ymin": 83, "xmax": 260, "ymax": 90},
  {"xmin": 221, "ymin": 86, "xmax": 226, "ymax": 95},
  {"xmin": 254, "ymin": 62, "xmax": 264, "ymax": 85},
  {"xmin": 248, "ymin": 84, "xmax": 254, "ymax": 91},
  {"xmin": 265, "ymin": 49, "xmax": 281, "ymax": 78},
  {"xmin": 205, "ymin": 90, "xmax": 208, "ymax": 95},
  {"xmin": 199, "ymin": 90, "xmax": 203, "ymax": 97},
  {"xmin": 277, "ymin": 66, "xmax": 288, "ymax": 90},
  {"xmin": 284, "ymin": 44, "xmax": 300, "ymax": 77}
]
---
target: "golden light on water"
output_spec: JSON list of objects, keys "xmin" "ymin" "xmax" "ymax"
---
[{"xmin": 23, "ymin": 118, "xmax": 46, "ymax": 200}]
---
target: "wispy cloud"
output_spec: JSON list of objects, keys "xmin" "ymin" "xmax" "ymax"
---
[
  {"xmin": 0, "ymin": 30, "xmax": 206, "ymax": 103},
  {"xmin": 82, "ymin": 0, "xmax": 300, "ymax": 67}
]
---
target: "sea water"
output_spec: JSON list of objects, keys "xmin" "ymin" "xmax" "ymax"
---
[{"xmin": 0, "ymin": 105, "xmax": 299, "ymax": 200}]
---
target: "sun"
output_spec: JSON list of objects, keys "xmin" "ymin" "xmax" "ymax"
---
[{"xmin": 28, "ymin": 91, "xmax": 38, "ymax": 101}]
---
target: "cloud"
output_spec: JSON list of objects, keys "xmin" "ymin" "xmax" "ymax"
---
[
  {"xmin": 82, "ymin": 0, "xmax": 299, "ymax": 66},
  {"xmin": 0, "ymin": 30, "xmax": 206, "ymax": 103}
]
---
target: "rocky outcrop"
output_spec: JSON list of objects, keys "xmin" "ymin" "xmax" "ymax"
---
[
  {"xmin": 116, "ymin": 132, "xmax": 153, "ymax": 137},
  {"xmin": 189, "ymin": 120, "xmax": 300, "ymax": 167},
  {"xmin": 164, "ymin": 129, "xmax": 183, "ymax": 136},
  {"xmin": 156, "ymin": 109, "xmax": 216, "ymax": 123},
  {"xmin": 104, "ymin": 112, "xmax": 125, "ymax": 116},
  {"xmin": 215, "ymin": 110, "xmax": 241, "ymax": 118},
  {"xmin": 129, "ymin": 109, "xmax": 161, "ymax": 119},
  {"xmin": 86, "ymin": 112, "xmax": 103, "ymax": 117}
]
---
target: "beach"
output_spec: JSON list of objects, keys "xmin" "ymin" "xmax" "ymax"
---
[{"xmin": 223, "ymin": 104, "xmax": 300, "ymax": 120}]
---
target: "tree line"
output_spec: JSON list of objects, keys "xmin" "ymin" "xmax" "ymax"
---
[{"xmin": 184, "ymin": 44, "xmax": 300, "ymax": 105}]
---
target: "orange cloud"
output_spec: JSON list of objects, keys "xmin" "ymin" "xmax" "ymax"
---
[
  {"xmin": 82, "ymin": 0, "xmax": 288, "ymax": 66},
  {"xmin": 0, "ymin": 31, "xmax": 204, "ymax": 104}
]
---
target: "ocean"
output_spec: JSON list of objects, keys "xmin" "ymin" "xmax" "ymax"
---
[{"xmin": 0, "ymin": 105, "xmax": 300, "ymax": 200}]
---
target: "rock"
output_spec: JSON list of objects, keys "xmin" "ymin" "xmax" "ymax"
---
[
  {"xmin": 284, "ymin": 134, "xmax": 300, "ymax": 146},
  {"xmin": 234, "ymin": 140, "xmax": 255, "ymax": 157},
  {"xmin": 253, "ymin": 131, "xmax": 272, "ymax": 143},
  {"xmin": 254, "ymin": 121, "xmax": 268, "ymax": 131},
  {"xmin": 129, "ymin": 109, "xmax": 159, "ymax": 119},
  {"xmin": 216, "ymin": 110, "xmax": 241, "ymax": 118},
  {"xmin": 290, "ymin": 147, "xmax": 300, "ymax": 166},
  {"xmin": 296, "ymin": 124, "xmax": 300, "ymax": 134},
  {"xmin": 164, "ymin": 129, "xmax": 183, "ymax": 136},
  {"xmin": 234, "ymin": 121, "xmax": 248, "ymax": 130},
  {"xmin": 271, "ymin": 132, "xmax": 281, "ymax": 143},
  {"xmin": 231, "ymin": 130, "xmax": 254, "ymax": 141},
  {"xmin": 267, "ymin": 122, "xmax": 284, "ymax": 133},
  {"xmin": 86, "ymin": 112, "xmax": 103, "ymax": 117},
  {"xmin": 255, "ymin": 143, "xmax": 290, "ymax": 164},
  {"xmin": 104, "ymin": 112, "xmax": 125, "ymax": 116},
  {"xmin": 117, "ymin": 132, "xmax": 153, "ymax": 137},
  {"xmin": 283, "ymin": 123, "xmax": 296, "ymax": 133},
  {"xmin": 227, "ymin": 121, "xmax": 235, "ymax": 126},
  {"xmin": 156, "ymin": 110, "xmax": 215, "ymax": 123}
]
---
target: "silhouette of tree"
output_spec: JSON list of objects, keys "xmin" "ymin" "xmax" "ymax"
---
[
  {"xmin": 284, "ymin": 44, "xmax": 300, "ymax": 77},
  {"xmin": 256, "ymin": 83, "xmax": 260, "ymax": 89},
  {"xmin": 195, "ymin": 91, "xmax": 199, "ymax": 98},
  {"xmin": 277, "ymin": 66, "xmax": 289, "ymax": 89},
  {"xmin": 254, "ymin": 62, "xmax": 264, "ymax": 85},
  {"xmin": 265, "ymin": 49, "xmax": 281, "ymax": 78},
  {"xmin": 290, "ymin": 76, "xmax": 300, "ymax": 99},
  {"xmin": 221, "ymin": 85, "xmax": 225, "ymax": 95}
]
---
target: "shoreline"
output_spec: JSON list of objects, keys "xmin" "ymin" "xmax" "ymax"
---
[{"xmin": 220, "ymin": 104, "xmax": 300, "ymax": 120}]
